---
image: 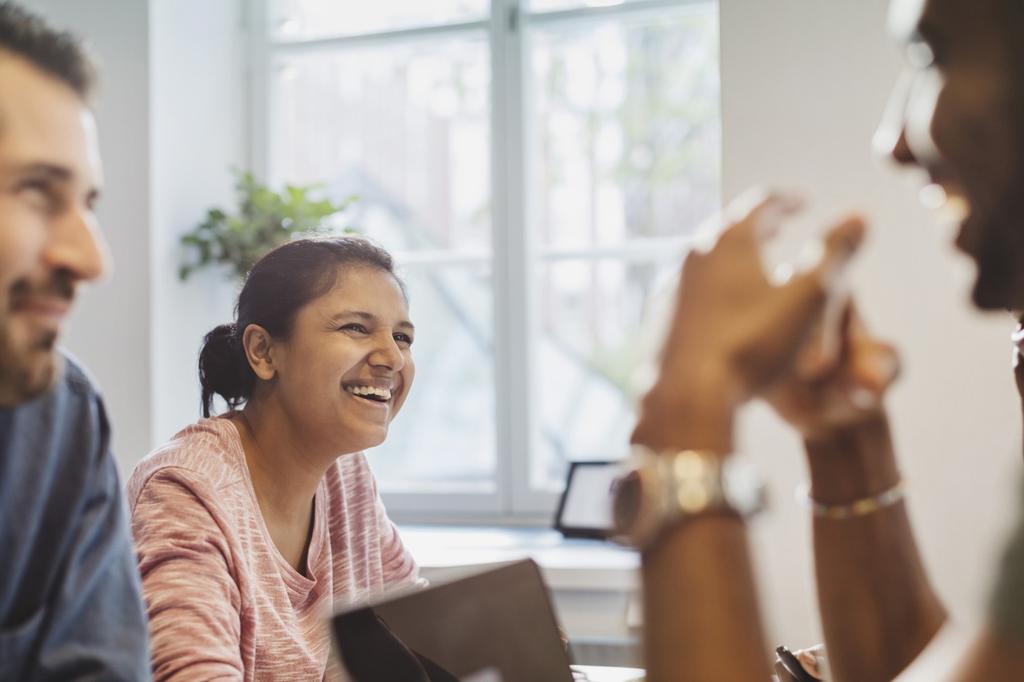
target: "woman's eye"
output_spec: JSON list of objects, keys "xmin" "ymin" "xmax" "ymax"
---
[
  {"xmin": 394, "ymin": 332, "xmax": 413, "ymax": 346},
  {"xmin": 340, "ymin": 323, "xmax": 368, "ymax": 334}
]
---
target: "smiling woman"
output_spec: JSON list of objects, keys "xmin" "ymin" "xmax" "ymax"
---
[{"xmin": 125, "ymin": 237, "xmax": 423, "ymax": 682}]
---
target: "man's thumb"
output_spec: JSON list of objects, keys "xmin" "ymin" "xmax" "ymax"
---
[{"xmin": 788, "ymin": 216, "xmax": 866, "ymax": 311}]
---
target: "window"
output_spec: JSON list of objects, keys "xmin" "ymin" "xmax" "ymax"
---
[{"xmin": 250, "ymin": 0, "xmax": 720, "ymax": 519}]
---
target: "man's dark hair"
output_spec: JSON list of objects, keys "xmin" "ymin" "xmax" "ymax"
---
[{"xmin": 0, "ymin": 1, "xmax": 94, "ymax": 99}]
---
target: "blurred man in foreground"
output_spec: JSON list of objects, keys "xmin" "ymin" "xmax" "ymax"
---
[
  {"xmin": 615, "ymin": 0, "xmax": 1024, "ymax": 679},
  {"xmin": 0, "ymin": 2, "xmax": 149, "ymax": 679}
]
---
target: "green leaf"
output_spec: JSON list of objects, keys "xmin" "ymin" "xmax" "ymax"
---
[{"xmin": 178, "ymin": 168, "xmax": 361, "ymax": 281}]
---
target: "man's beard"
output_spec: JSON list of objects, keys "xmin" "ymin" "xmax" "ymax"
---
[
  {"xmin": 0, "ymin": 325, "xmax": 62, "ymax": 407},
  {"xmin": 972, "ymin": 236, "xmax": 1022, "ymax": 310},
  {"xmin": 0, "ymin": 272, "xmax": 74, "ymax": 407},
  {"xmin": 965, "ymin": 177, "xmax": 1024, "ymax": 310}
]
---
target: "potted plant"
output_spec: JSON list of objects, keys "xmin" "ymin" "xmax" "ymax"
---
[{"xmin": 179, "ymin": 170, "xmax": 357, "ymax": 281}]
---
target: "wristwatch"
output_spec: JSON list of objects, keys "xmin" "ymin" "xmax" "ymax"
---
[{"xmin": 611, "ymin": 446, "xmax": 767, "ymax": 550}]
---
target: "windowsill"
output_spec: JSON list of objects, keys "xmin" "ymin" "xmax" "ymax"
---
[{"xmin": 399, "ymin": 524, "xmax": 640, "ymax": 592}]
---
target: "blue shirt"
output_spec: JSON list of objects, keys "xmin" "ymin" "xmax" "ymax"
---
[{"xmin": 0, "ymin": 356, "xmax": 150, "ymax": 680}]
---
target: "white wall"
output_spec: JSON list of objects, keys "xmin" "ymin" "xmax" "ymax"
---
[
  {"xmin": 150, "ymin": 0, "xmax": 246, "ymax": 445},
  {"xmin": 723, "ymin": 0, "xmax": 1022, "ymax": 647},
  {"xmin": 23, "ymin": 0, "xmax": 154, "ymax": 475}
]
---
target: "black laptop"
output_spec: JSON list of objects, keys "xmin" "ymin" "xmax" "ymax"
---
[{"xmin": 332, "ymin": 559, "xmax": 575, "ymax": 682}]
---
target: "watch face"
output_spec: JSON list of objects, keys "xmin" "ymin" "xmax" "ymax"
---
[
  {"xmin": 611, "ymin": 470, "xmax": 642, "ymax": 533},
  {"xmin": 722, "ymin": 459, "xmax": 766, "ymax": 515}
]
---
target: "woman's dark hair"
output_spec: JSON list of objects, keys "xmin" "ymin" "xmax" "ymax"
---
[{"xmin": 198, "ymin": 236, "xmax": 402, "ymax": 417}]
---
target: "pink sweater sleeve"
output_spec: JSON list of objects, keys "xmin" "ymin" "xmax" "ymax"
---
[
  {"xmin": 131, "ymin": 469, "xmax": 245, "ymax": 681},
  {"xmin": 376, "ymin": 493, "xmax": 421, "ymax": 587},
  {"xmin": 363, "ymin": 469, "xmax": 422, "ymax": 590}
]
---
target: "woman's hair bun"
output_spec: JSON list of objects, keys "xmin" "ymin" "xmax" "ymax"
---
[{"xmin": 198, "ymin": 323, "xmax": 253, "ymax": 417}]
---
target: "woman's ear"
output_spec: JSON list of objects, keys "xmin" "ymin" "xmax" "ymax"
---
[{"xmin": 242, "ymin": 324, "xmax": 277, "ymax": 381}]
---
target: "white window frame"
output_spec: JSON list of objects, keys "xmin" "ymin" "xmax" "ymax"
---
[{"xmin": 245, "ymin": 0, "xmax": 713, "ymax": 522}]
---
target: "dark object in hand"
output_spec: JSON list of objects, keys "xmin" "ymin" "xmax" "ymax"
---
[{"xmin": 775, "ymin": 646, "xmax": 816, "ymax": 682}]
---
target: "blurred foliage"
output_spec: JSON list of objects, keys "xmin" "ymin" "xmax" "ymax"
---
[
  {"xmin": 178, "ymin": 170, "xmax": 358, "ymax": 281},
  {"xmin": 539, "ymin": 11, "xmax": 720, "ymax": 395}
]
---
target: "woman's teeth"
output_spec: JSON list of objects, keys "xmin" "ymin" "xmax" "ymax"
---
[{"xmin": 346, "ymin": 385, "xmax": 392, "ymax": 402}]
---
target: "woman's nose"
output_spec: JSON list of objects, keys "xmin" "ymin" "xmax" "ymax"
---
[{"xmin": 368, "ymin": 335, "xmax": 405, "ymax": 370}]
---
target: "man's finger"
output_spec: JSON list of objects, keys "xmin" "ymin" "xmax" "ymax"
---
[
  {"xmin": 797, "ymin": 299, "xmax": 854, "ymax": 381},
  {"xmin": 719, "ymin": 189, "xmax": 804, "ymax": 247},
  {"xmin": 818, "ymin": 215, "xmax": 866, "ymax": 285},
  {"xmin": 852, "ymin": 341, "xmax": 900, "ymax": 394},
  {"xmin": 737, "ymin": 216, "xmax": 865, "ymax": 389},
  {"xmin": 786, "ymin": 215, "xmax": 865, "ymax": 301},
  {"xmin": 764, "ymin": 216, "xmax": 866, "ymax": 357}
]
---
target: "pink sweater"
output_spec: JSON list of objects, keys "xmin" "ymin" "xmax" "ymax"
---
[{"xmin": 126, "ymin": 417, "xmax": 420, "ymax": 681}]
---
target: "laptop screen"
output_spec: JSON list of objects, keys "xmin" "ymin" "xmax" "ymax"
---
[{"xmin": 332, "ymin": 560, "xmax": 574, "ymax": 682}]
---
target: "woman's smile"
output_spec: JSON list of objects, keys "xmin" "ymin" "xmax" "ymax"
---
[{"xmin": 342, "ymin": 379, "xmax": 402, "ymax": 421}]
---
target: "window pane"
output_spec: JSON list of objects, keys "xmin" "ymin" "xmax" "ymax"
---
[
  {"xmin": 533, "ymin": 258, "xmax": 678, "ymax": 490},
  {"xmin": 271, "ymin": 0, "xmax": 489, "ymax": 41},
  {"xmin": 369, "ymin": 266, "xmax": 497, "ymax": 493},
  {"xmin": 528, "ymin": 5, "xmax": 720, "ymax": 248},
  {"xmin": 271, "ymin": 37, "xmax": 497, "ymax": 495},
  {"xmin": 272, "ymin": 38, "xmax": 491, "ymax": 254}
]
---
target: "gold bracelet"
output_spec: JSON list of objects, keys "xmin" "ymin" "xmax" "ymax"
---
[{"xmin": 797, "ymin": 480, "xmax": 905, "ymax": 520}]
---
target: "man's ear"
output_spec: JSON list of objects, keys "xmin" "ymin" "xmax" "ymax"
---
[{"xmin": 242, "ymin": 324, "xmax": 277, "ymax": 381}]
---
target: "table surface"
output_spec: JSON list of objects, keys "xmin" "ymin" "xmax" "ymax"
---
[
  {"xmin": 401, "ymin": 525, "xmax": 639, "ymax": 591},
  {"xmin": 571, "ymin": 665, "xmax": 645, "ymax": 681}
]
